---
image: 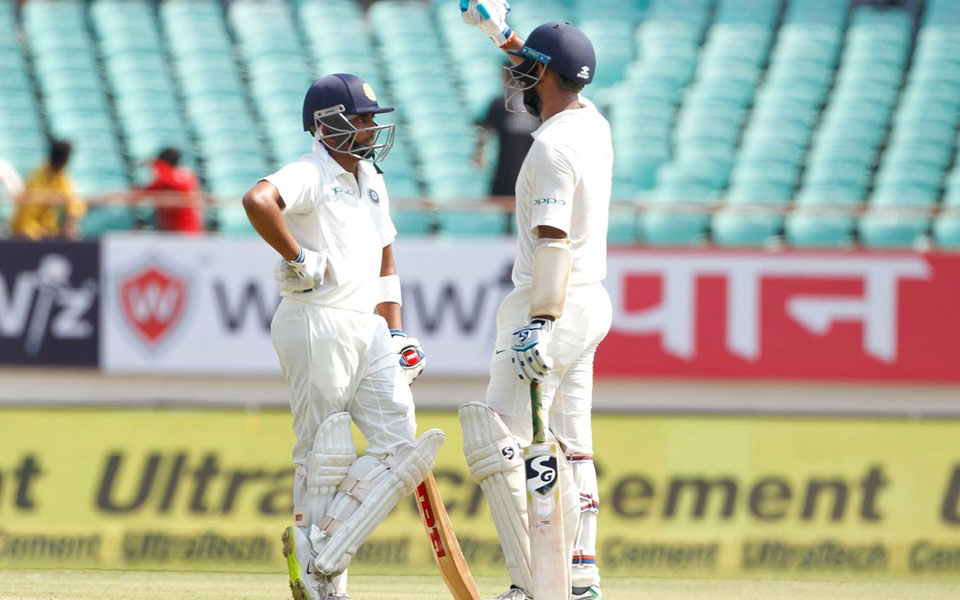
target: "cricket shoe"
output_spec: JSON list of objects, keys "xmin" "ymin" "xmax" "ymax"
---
[
  {"xmin": 571, "ymin": 585, "xmax": 603, "ymax": 599},
  {"xmin": 282, "ymin": 525, "xmax": 348, "ymax": 600},
  {"xmin": 490, "ymin": 585, "xmax": 532, "ymax": 600}
]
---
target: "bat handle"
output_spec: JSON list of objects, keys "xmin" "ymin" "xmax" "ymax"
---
[{"xmin": 530, "ymin": 381, "xmax": 546, "ymax": 444}]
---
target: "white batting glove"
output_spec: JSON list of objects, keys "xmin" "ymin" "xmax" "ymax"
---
[
  {"xmin": 391, "ymin": 329, "xmax": 426, "ymax": 385},
  {"xmin": 460, "ymin": 0, "xmax": 516, "ymax": 47},
  {"xmin": 274, "ymin": 247, "xmax": 325, "ymax": 294},
  {"xmin": 511, "ymin": 318, "xmax": 554, "ymax": 383}
]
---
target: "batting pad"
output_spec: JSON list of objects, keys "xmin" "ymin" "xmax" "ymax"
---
[
  {"xmin": 570, "ymin": 457, "xmax": 600, "ymax": 588},
  {"xmin": 459, "ymin": 401, "xmax": 533, "ymax": 593},
  {"xmin": 298, "ymin": 412, "xmax": 357, "ymax": 529},
  {"xmin": 311, "ymin": 429, "xmax": 445, "ymax": 575}
]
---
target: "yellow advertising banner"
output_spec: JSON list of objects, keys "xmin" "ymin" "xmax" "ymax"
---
[{"xmin": 1, "ymin": 408, "xmax": 960, "ymax": 578}]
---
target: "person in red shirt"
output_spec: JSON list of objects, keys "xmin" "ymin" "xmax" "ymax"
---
[{"xmin": 144, "ymin": 147, "xmax": 203, "ymax": 233}]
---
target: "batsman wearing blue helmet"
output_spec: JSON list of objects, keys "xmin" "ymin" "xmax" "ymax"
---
[
  {"xmin": 243, "ymin": 74, "xmax": 441, "ymax": 600},
  {"xmin": 459, "ymin": 4, "xmax": 613, "ymax": 600}
]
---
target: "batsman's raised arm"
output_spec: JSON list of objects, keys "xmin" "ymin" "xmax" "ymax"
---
[{"xmin": 460, "ymin": 0, "xmax": 525, "ymax": 55}]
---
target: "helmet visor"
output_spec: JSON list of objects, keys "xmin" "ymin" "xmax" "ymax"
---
[
  {"xmin": 503, "ymin": 46, "xmax": 551, "ymax": 113},
  {"xmin": 313, "ymin": 106, "xmax": 396, "ymax": 162}
]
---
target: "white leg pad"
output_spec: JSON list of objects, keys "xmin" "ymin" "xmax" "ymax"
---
[
  {"xmin": 296, "ymin": 412, "xmax": 357, "ymax": 530},
  {"xmin": 459, "ymin": 401, "xmax": 532, "ymax": 594},
  {"xmin": 569, "ymin": 456, "xmax": 601, "ymax": 588},
  {"xmin": 292, "ymin": 412, "xmax": 355, "ymax": 596},
  {"xmin": 311, "ymin": 429, "xmax": 445, "ymax": 575}
]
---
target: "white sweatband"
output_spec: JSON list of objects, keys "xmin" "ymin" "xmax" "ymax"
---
[
  {"xmin": 378, "ymin": 274, "xmax": 402, "ymax": 306},
  {"xmin": 530, "ymin": 239, "xmax": 572, "ymax": 320}
]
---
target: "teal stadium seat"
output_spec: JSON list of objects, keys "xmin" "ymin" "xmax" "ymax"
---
[
  {"xmin": 607, "ymin": 209, "xmax": 640, "ymax": 244},
  {"xmin": 785, "ymin": 211, "xmax": 856, "ymax": 248},
  {"xmin": 391, "ymin": 210, "xmax": 435, "ymax": 237},
  {"xmin": 81, "ymin": 206, "xmax": 137, "ymax": 238},
  {"xmin": 725, "ymin": 183, "xmax": 793, "ymax": 206},
  {"xmin": 795, "ymin": 183, "xmax": 865, "ymax": 207},
  {"xmin": 216, "ymin": 205, "xmax": 257, "ymax": 235},
  {"xmin": 859, "ymin": 211, "xmax": 931, "ymax": 249},
  {"xmin": 437, "ymin": 211, "xmax": 510, "ymax": 237},
  {"xmin": 640, "ymin": 209, "xmax": 710, "ymax": 246},
  {"xmin": 712, "ymin": 209, "xmax": 782, "ymax": 247},
  {"xmin": 934, "ymin": 214, "xmax": 960, "ymax": 248}
]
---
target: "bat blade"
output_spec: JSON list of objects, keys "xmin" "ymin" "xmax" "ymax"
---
[
  {"xmin": 416, "ymin": 473, "xmax": 481, "ymax": 600},
  {"xmin": 525, "ymin": 441, "xmax": 568, "ymax": 599}
]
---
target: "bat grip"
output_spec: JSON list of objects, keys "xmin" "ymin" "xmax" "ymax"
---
[{"xmin": 530, "ymin": 381, "xmax": 546, "ymax": 444}]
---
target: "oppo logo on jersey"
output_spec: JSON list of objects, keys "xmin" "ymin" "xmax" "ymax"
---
[
  {"xmin": 533, "ymin": 197, "xmax": 565, "ymax": 206},
  {"xmin": 329, "ymin": 186, "xmax": 357, "ymax": 196}
]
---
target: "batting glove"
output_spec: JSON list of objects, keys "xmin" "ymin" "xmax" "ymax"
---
[
  {"xmin": 510, "ymin": 318, "xmax": 554, "ymax": 383},
  {"xmin": 460, "ymin": 0, "xmax": 516, "ymax": 47},
  {"xmin": 274, "ymin": 246, "xmax": 325, "ymax": 294},
  {"xmin": 391, "ymin": 329, "xmax": 426, "ymax": 385}
]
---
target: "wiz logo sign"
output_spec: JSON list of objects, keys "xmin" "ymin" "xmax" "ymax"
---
[
  {"xmin": 0, "ymin": 254, "xmax": 96, "ymax": 356},
  {"xmin": 118, "ymin": 263, "xmax": 187, "ymax": 345}
]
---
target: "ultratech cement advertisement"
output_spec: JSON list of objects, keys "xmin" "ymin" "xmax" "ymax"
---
[{"xmin": 1, "ymin": 408, "xmax": 959, "ymax": 577}]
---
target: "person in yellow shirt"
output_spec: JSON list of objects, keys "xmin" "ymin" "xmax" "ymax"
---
[{"xmin": 11, "ymin": 140, "xmax": 85, "ymax": 240}]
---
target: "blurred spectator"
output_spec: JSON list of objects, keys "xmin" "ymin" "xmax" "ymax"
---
[
  {"xmin": 142, "ymin": 147, "xmax": 203, "ymax": 233},
  {"xmin": 0, "ymin": 157, "xmax": 24, "ymax": 200},
  {"xmin": 473, "ymin": 66, "xmax": 540, "ymax": 198},
  {"xmin": 11, "ymin": 140, "xmax": 84, "ymax": 240}
]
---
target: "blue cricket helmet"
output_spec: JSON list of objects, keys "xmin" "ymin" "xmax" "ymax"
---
[
  {"xmin": 301, "ymin": 73, "xmax": 394, "ymax": 132},
  {"xmin": 511, "ymin": 22, "xmax": 596, "ymax": 85},
  {"xmin": 302, "ymin": 74, "xmax": 396, "ymax": 162}
]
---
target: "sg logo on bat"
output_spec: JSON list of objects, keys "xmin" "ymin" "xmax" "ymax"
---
[{"xmin": 525, "ymin": 449, "xmax": 558, "ymax": 497}]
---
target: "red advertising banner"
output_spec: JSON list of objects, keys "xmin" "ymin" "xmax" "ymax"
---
[{"xmin": 598, "ymin": 249, "xmax": 960, "ymax": 382}]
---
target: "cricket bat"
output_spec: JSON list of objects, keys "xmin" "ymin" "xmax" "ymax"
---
[
  {"xmin": 525, "ymin": 381, "xmax": 569, "ymax": 598},
  {"xmin": 415, "ymin": 473, "xmax": 482, "ymax": 600}
]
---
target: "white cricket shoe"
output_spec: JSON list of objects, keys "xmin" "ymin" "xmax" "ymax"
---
[
  {"xmin": 282, "ymin": 525, "xmax": 349, "ymax": 600},
  {"xmin": 571, "ymin": 585, "xmax": 603, "ymax": 599},
  {"xmin": 491, "ymin": 586, "xmax": 533, "ymax": 600}
]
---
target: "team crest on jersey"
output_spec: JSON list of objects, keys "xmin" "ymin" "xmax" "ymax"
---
[
  {"xmin": 362, "ymin": 82, "xmax": 377, "ymax": 102},
  {"xmin": 368, "ymin": 189, "xmax": 380, "ymax": 204}
]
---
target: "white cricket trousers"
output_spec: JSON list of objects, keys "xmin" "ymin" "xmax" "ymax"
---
[
  {"xmin": 485, "ymin": 282, "xmax": 611, "ymax": 590},
  {"xmin": 271, "ymin": 298, "xmax": 416, "ymax": 467},
  {"xmin": 485, "ymin": 282, "xmax": 612, "ymax": 452}
]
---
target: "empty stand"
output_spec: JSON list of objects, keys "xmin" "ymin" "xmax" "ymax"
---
[{"xmin": 1, "ymin": 0, "xmax": 958, "ymax": 249}]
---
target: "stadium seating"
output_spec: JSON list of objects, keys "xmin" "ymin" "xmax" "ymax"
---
[
  {"xmin": 1, "ymin": 0, "xmax": 958, "ymax": 249},
  {"xmin": 22, "ymin": 0, "xmax": 128, "ymax": 196},
  {"xmin": 160, "ymin": 0, "xmax": 269, "ymax": 206}
]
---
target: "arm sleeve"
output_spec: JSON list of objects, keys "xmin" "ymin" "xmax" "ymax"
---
[
  {"xmin": 378, "ymin": 184, "xmax": 398, "ymax": 247},
  {"xmin": 262, "ymin": 162, "xmax": 315, "ymax": 215},
  {"xmin": 526, "ymin": 140, "xmax": 577, "ymax": 235}
]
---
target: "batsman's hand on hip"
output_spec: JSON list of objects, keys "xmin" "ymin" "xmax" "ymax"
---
[
  {"xmin": 391, "ymin": 329, "xmax": 426, "ymax": 385},
  {"xmin": 274, "ymin": 247, "xmax": 325, "ymax": 294},
  {"xmin": 460, "ymin": 0, "xmax": 516, "ymax": 47},
  {"xmin": 511, "ymin": 318, "xmax": 554, "ymax": 383}
]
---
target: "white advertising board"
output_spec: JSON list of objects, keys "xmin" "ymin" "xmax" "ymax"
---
[{"xmin": 101, "ymin": 234, "xmax": 515, "ymax": 375}]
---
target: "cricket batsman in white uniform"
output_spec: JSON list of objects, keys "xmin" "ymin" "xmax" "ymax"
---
[
  {"xmin": 459, "ymin": 4, "xmax": 613, "ymax": 600},
  {"xmin": 242, "ymin": 74, "xmax": 442, "ymax": 600}
]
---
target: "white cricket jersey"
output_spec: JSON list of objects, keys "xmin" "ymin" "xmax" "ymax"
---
[
  {"xmin": 513, "ymin": 97, "xmax": 612, "ymax": 288},
  {"xmin": 263, "ymin": 146, "xmax": 397, "ymax": 313}
]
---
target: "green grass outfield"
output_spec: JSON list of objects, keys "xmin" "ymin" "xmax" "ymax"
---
[{"xmin": 1, "ymin": 571, "xmax": 959, "ymax": 600}]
